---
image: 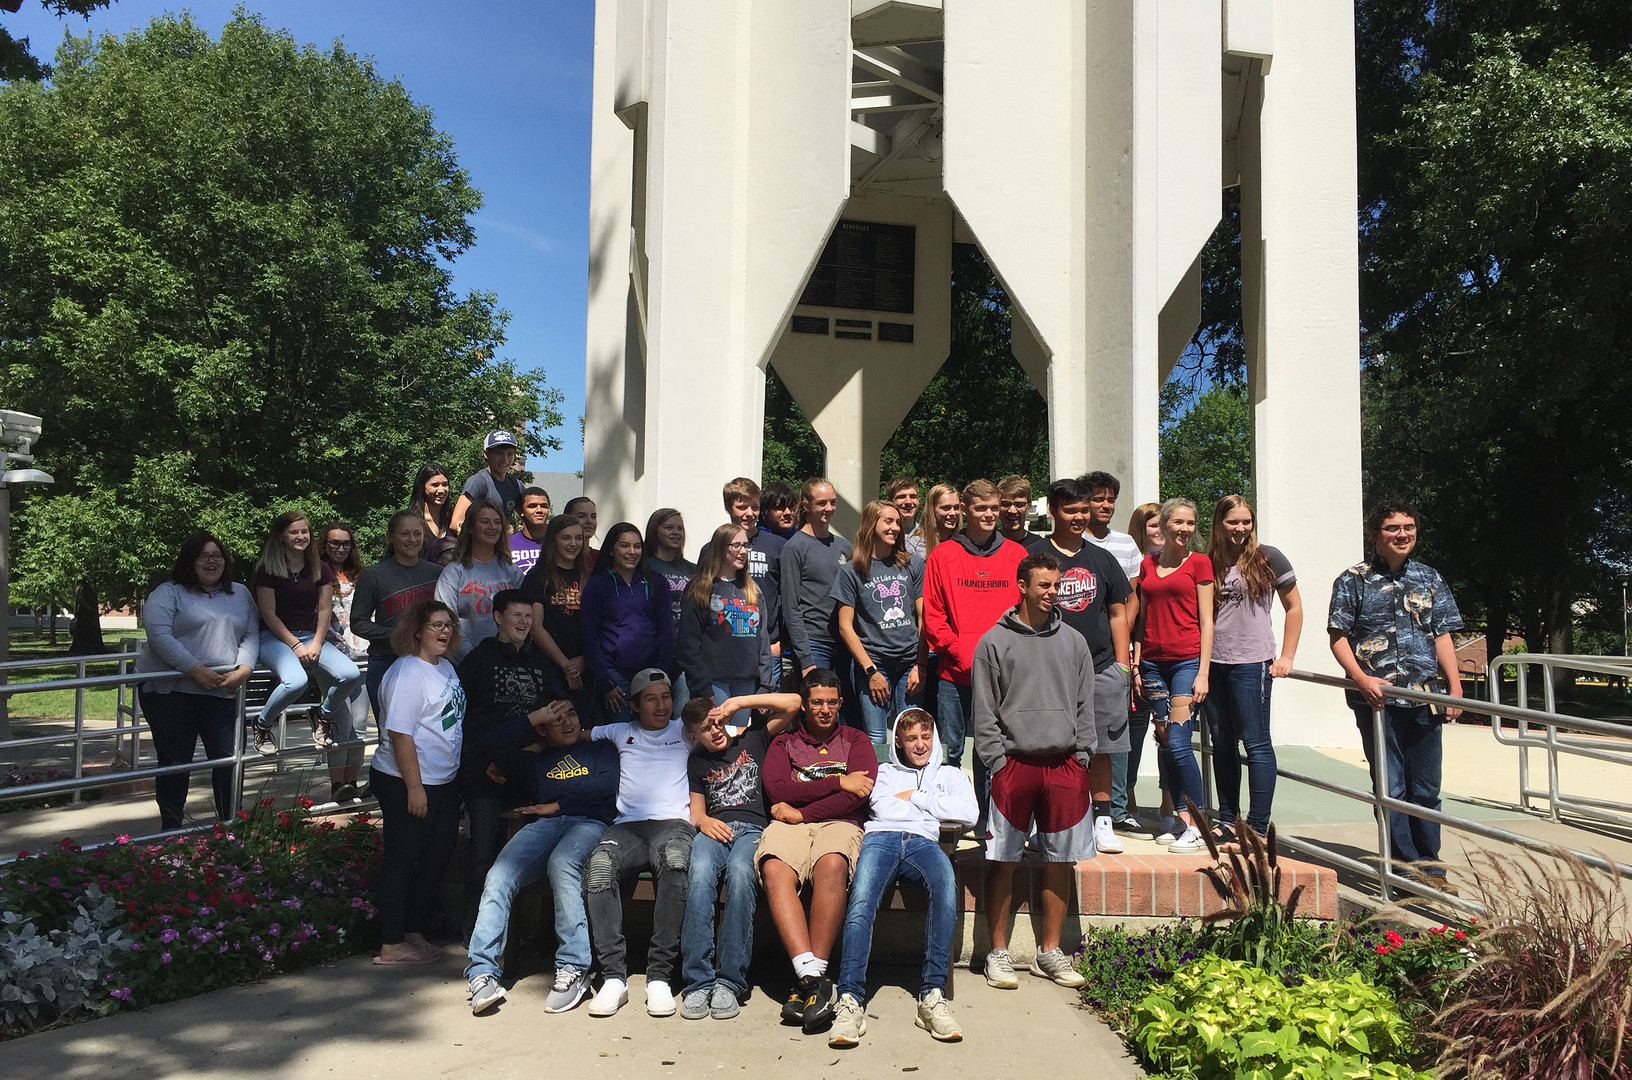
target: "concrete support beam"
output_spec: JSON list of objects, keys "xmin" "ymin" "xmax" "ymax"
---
[{"xmin": 1241, "ymin": 2, "xmax": 1364, "ymax": 747}]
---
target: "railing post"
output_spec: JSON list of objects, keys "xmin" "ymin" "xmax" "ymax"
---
[
  {"xmin": 1197, "ymin": 700, "xmax": 1216, "ymax": 816},
  {"xmin": 231, "ymin": 679, "xmax": 247, "ymax": 820},
  {"xmin": 71, "ymin": 658, "xmax": 86, "ymax": 806},
  {"xmin": 1516, "ymin": 661, "xmax": 1531, "ymax": 811},
  {"xmin": 1371, "ymin": 702, "xmax": 1393, "ymax": 902}
]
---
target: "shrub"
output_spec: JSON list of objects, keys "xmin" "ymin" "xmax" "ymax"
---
[
  {"xmin": 1076, "ymin": 921, "xmax": 1207, "ymax": 1031},
  {"xmin": 0, "ymin": 799, "xmax": 382, "ymax": 1038},
  {"xmin": 1132, "ymin": 956, "xmax": 1430, "ymax": 1080},
  {"xmin": 1334, "ymin": 917, "xmax": 1480, "ymax": 1018},
  {"xmin": 0, "ymin": 886, "xmax": 126, "ymax": 1036},
  {"xmin": 1424, "ymin": 849, "xmax": 1632, "ymax": 1080}
]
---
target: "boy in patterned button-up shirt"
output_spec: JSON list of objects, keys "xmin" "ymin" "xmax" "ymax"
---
[{"xmin": 1328, "ymin": 499, "xmax": 1464, "ymax": 892}]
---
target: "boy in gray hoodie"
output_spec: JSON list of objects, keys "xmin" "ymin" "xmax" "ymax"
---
[
  {"xmin": 971, "ymin": 552, "xmax": 1095, "ymax": 991},
  {"xmin": 828, "ymin": 707, "xmax": 976, "ymax": 1048}
]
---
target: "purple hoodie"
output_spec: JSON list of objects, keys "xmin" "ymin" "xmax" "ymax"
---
[{"xmin": 580, "ymin": 568, "xmax": 675, "ymax": 692}]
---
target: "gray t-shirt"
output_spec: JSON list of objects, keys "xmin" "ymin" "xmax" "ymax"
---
[
  {"xmin": 830, "ymin": 556, "xmax": 924, "ymax": 667},
  {"xmin": 1212, "ymin": 545, "xmax": 1297, "ymax": 665},
  {"xmin": 461, "ymin": 469, "xmax": 524, "ymax": 522},
  {"xmin": 435, "ymin": 557, "xmax": 526, "ymax": 662},
  {"xmin": 779, "ymin": 529, "xmax": 854, "ymax": 668}
]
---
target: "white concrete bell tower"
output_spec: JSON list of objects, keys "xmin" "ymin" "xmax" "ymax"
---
[{"xmin": 583, "ymin": 0, "xmax": 1365, "ymax": 746}]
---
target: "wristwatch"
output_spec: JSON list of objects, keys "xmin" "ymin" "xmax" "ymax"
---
[{"xmin": 864, "ymin": 665, "xmax": 879, "ymax": 679}]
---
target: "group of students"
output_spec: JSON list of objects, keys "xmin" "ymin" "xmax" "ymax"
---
[{"xmin": 133, "ymin": 427, "xmax": 1326, "ymax": 1045}]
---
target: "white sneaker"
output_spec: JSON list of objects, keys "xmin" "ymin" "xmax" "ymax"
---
[
  {"xmin": 1032, "ymin": 947, "xmax": 1087, "ymax": 988},
  {"xmin": 1168, "ymin": 826, "xmax": 1207, "ymax": 853},
  {"xmin": 646, "ymin": 979, "xmax": 677, "ymax": 1017},
  {"xmin": 828, "ymin": 993, "xmax": 866, "ymax": 1048},
  {"xmin": 983, "ymin": 948, "xmax": 1019, "ymax": 989},
  {"xmin": 1093, "ymin": 815, "xmax": 1123, "ymax": 855},
  {"xmin": 915, "ymin": 988, "xmax": 962, "ymax": 1041},
  {"xmin": 587, "ymin": 977, "xmax": 628, "ymax": 1017}
]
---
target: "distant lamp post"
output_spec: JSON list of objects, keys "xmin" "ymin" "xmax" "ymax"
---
[{"xmin": 0, "ymin": 410, "xmax": 54, "ymax": 741}]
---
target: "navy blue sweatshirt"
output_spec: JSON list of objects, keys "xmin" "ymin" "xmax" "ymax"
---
[
  {"xmin": 581, "ymin": 568, "xmax": 675, "ymax": 692},
  {"xmin": 675, "ymin": 578, "xmax": 775, "ymax": 695},
  {"xmin": 481, "ymin": 714, "xmax": 621, "ymax": 823}
]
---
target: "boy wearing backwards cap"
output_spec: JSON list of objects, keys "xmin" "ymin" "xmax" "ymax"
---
[{"xmin": 581, "ymin": 668, "xmax": 695, "ymax": 1018}]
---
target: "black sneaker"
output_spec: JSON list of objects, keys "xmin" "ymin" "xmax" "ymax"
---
[
  {"xmin": 801, "ymin": 977, "xmax": 836, "ymax": 1034},
  {"xmin": 252, "ymin": 726, "xmax": 279, "ymax": 757},
  {"xmin": 781, "ymin": 977, "xmax": 813, "ymax": 1025}
]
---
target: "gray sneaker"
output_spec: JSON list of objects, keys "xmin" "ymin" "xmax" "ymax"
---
[
  {"xmin": 252, "ymin": 725, "xmax": 279, "ymax": 757},
  {"xmin": 1032, "ymin": 947, "xmax": 1086, "ymax": 988},
  {"xmin": 680, "ymin": 986, "xmax": 712, "ymax": 1020},
  {"xmin": 467, "ymin": 973, "xmax": 505, "ymax": 1014},
  {"xmin": 828, "ymin": 993, "xmax": 866, "ymax": 1048},
  {"xmin": 542, "ymin": 967, "xmax": 591, "ymax": 1013},
  {"xmin": 916, "ymin": 988, "xmax": 961, "ymax": 1041},
  {"xmin": 984, "ymin": 948, "xmax": 1019, "ymax": 989},
  {"xmin": 709, "ymin": 983, "xmax": 740, "ymax": 1020}
]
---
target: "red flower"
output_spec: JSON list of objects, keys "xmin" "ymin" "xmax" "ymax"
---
[
  {"xmin": 1384, "ymin": 930, "xmax": 1404, "ymax": 947},
  {"xmin": 1376, "ymin": 944, "xmax": 1392, "ymax": 955},
  {"xmin": 1453, "ymin": 930, "xmax": 1467, "ymax": 940}
]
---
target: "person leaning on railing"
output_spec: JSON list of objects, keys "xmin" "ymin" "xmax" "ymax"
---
[
  {"xmin": 1327, "ymin": 498, "xmax": 1465, "ymax": 895},
  {"xmin": 134, "ymin": 532, "xmax": 258, "ymax": 831}
]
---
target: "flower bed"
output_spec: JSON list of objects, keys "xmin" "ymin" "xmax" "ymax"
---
[{"xmin": 1, "ymin": 798, "xmax": 381, "ymax": 1039}]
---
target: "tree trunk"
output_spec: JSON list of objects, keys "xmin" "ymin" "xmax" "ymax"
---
[
  {"xmin": 1484, "ymin": 578, "xmax": 1509, "ymax": 704},
  {"xmin": 67, "ymin": 579, "xmax": 107, "ymax": 656}
]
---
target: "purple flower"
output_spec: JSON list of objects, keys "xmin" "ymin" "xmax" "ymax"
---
[
  {"xmin": 160, "ymin": 929, "xmax": 179, "ymax": 944},
  {"xmin": 269, "ymin": 923, "xmax": 281, "ymax": 937},
  {"xmin": 160, "ymin": 952, "xmax": 171, "ymax": 965},
  {"xmin": 110, "ymin": 988, "xmax": 132, "ymax": 1001}
]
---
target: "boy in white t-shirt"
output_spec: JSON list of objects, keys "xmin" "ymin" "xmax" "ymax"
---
[{"xmin": 582, "ymin": 669, "xmax": 696, "ymax": 1019}]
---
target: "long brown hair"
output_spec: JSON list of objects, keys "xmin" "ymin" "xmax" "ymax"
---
[
  {"xmin": 1208, "ymin": 494, "xmax": 1275, "ymax": 601},
  {"xmin": 687, "ymin": 523, "xmax": 759, "ymax": 608},
  {"xmin": 643, "ymin": 507, "xmax": 684, "ymax": 560},
  {"xmin": 453, "ymin": 498, "xmax": 513, "ymax": 568},
  {"xmin": 537, "ymin": 514, "xmax": 591, "ymax": 596},
  {"xmin": 915, "ymin": 483, "xmax": 960, "ymax": 558},
  {"xmin": 1126, "ymin": 502, "xmax": 1163, "ymax": 556},
  {"xmin": 851, "ymin": 500, "xmax": 910, "ymax": 577},
  {"xmin": 321, "ymin": 522, "xmax": 364, "ymax": 578}
]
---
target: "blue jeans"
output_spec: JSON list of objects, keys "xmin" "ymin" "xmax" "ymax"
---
[
  {"xmin": 364, "ymin": 652, "xmax": 396, "ymax": 722},
  {"xmin": 852, "ymin": 658, "xmax": 919, "ymax": 743},
  {"xmin": 1140, "ymin": 657, "xmax": 1204, "ymax": 811},
  {"xmin": 464, "ymin": 815, "xmax": 605, "ymax": 978},
  {"xmin": 710, "ymin": 679, "xmax": 757, "ymax": 712},
  {"xmin": 837, "ymin": 832, "xmax": 957, "ymax": 1001},
  {"xmin": 1208, "ymin": 661, "xmax": 1277, "ymax": 833},
  {"xmin": 258, "ymin": 630, "xmax": 363, "ymax": 728},
  {"xmin": 936, "ymin": 679, "xmax": 989, "ymax": 825},
  {"xmin": 603, "ymin": 666, "xmax": 638, "ymax": 725},
  {"xmin": 1354, "ymin": 704, "xmax": 1444, "ymax": 872},
  {"xmin": 680, "ymin": 821, "xmax": 764, "ymax": 996}
]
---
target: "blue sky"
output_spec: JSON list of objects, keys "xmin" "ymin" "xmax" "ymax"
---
[{"xmin": 6, "ymin": 0, "xmax": 595, "ymax": 472}]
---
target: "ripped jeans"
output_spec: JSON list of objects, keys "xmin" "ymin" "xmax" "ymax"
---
[
  {"xmin": 585, "ymin": 818, "xmax": 696, "ymax": 983},
  {"xmin": 1139, "ymin": 657, "xmax": 1205, "ymax": 813}
]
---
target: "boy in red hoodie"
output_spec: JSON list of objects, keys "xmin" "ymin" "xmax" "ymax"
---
[
  {"xmin": 752, "ymin": 669, "xmax": 880, "ymax": 1036},
  {"xmin": 922, "ymin": 478, "xmax": 1027, "ymax": 830}
]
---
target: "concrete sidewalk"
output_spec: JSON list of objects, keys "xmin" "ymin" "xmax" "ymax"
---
[{"xmin": 0, "ymin": 953, "xmax": 1145, "ymax": 1080}]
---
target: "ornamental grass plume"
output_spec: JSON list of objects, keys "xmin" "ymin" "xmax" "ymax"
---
[{"xmin": 1426, "ymin": 847, "xmax": 1631, "ymax": 1080}]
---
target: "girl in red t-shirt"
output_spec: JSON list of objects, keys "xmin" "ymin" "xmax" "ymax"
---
[{"xmin": 1133, "ymin": 498, "xmax": 1214, "ymax": 853}]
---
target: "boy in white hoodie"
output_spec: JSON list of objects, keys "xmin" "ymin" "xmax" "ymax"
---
[{"xmin": 828, "ymin": 708, "xmax": 977, "ymax": 1048}]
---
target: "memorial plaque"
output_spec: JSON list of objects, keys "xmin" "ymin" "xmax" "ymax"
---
[
  {"xmin": 877, "ymin": 322, "xmax": 914, "ymax": 343},
  {"xmin": 798, "ymin": 219, "xmax": 916, "ymax": 314},
  {"xmin": 835, "ymin": 318, "xmax": 873, "ymax": 328},
  {"xmin": 791, "ymin": 315, "xmax": 830, "ymax": 335},
  {"xmin": 834, "ymin": 330, "xmax": 872, "ymax": 341}
]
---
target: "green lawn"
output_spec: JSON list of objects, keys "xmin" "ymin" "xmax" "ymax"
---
[{"xmin": 4, "ymin": 629, "xmax": 147, "ymax": 721}]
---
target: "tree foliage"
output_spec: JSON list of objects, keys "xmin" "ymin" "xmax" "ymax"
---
[
  {"xmin": 0, "ymin": 0, "xmax": 112, "ymax": 83},
  {"xmin": 1158, "ymin": 383, "xmax": 1251, "ymax": 529},
  {"xmin": 1357, "ymin": 2, "xmax": 1632, "ymax": 656},
  {"xmin": 0, "ymin": 13, "xmax": 562, "ymax": 636}
]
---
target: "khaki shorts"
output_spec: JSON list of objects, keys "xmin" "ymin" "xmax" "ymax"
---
[{"xmin": 754, "ymin": 820, "xmax": 864, "ymax": 886}]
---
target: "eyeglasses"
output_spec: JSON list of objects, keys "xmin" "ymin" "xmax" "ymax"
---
[
  {"xmin": 424, "ymin": 621, "xmax": 456, "ymax": 632},
  {"xmin": 196, "ymin": 553, "xmax": 225, "ymax": 563},
  {"xmin": 725, "ymin": 542, "xmax": 750, "ymax": 552},
  {"xmin": 325, "ymin": 539, "xmax": 353, "ymax": 548},
  {"xmin": 1380, "ymin": 525, "xmax": 1418, "ymax": 536}
]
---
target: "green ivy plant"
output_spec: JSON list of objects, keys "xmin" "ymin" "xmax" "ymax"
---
[{"xmin": 1132, "ymin": 956, "xmax": 1430, "ymax": 1080}]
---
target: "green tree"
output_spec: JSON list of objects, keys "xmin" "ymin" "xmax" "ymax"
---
[
  {"xmin": 0, "ymin": 0, "xmax": 111, "ymax": 83},
  {"xmin": 0, "ymin": 12, "xmax": 561, "ymax": 651},
  {"xmin": 1357, "ymin": 4, "xmax": 1632, "ymax": 661},
  {"xmin": 1157, "ymin": 382, "xmax": 1252, "ymax": 537}
]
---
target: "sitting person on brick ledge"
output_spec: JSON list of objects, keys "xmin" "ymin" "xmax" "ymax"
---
[
  {"xmin": 972, "ymin": 552, "xmax": 1096, "ymax": 991},
  {"xmin": 755, "ymin": 668, "xmax": 879, "ymax": 1035},
  {"xmin": 462, "ymin": 698, "xmax": 617, "ymax": 1016},
  {"xmin": 828, "ymin": 707, "xmax": 976, "ymax": 1049},
  {"xmin": 582, "ymin": 669, "xmax": 695, "ymax": 1018},
  {"xmin": 676, "ymin": 693, "xmax": 795, "ymax": 1021}
]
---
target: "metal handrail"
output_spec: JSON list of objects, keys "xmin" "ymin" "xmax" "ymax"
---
[
  {"xmin": 0, "ymin": 653, "xmax": 375, "ymax": 837},
  {"xmin": 1486, "ymin": 652, "xmax": 1632, "ymax": 828},
  {"xmin": 1193, "ymin": 667, "xmax": 1632, "ymax": 914}
]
